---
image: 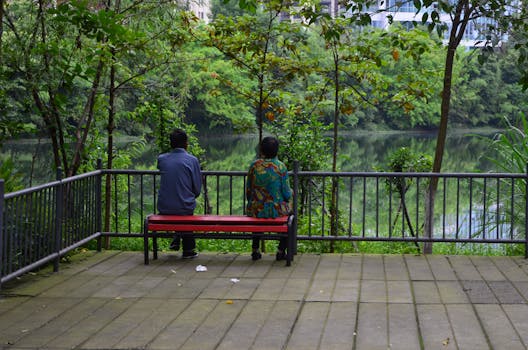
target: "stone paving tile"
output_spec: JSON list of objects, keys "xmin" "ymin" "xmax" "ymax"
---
[
  {"xmin": 319, "ymin": 301, "xmax": 357, "ymax": 350},
  {"xmin": 386, "ymin": 280, "xmax": 413, "ymax": 303},
  {"xmin": 46, "ymin": 298, "xmax": 136, "ymax": 349},
  {"xmin": 383, "ymin": 255, "xmax": 408, "ymax": 281},
  {"xmin": 446, "ymin": 304, "xmax": 489, "ymax": 350},
  {"xmin": 360, "ymin": 280, "xmax": 386, "ymax": 303},
  {"xmin": 502, "ymin": 304, "xmax": 528, "ymax": 347},
  {"xmin": 286, "ymin": 301, "xmax": 329, "ymax": 350},
  {"xmin": 475, "ymin": 304, "xmax": 526, "ymax": 350},
  {"xmin": 436, "ymin": 281, "xmax": 470, "ymax": 304},
  {"xmin": 487, "ymin": 280, "xmax": 526, "ymax": 304},
  {"xmin": 449, "ymin": 255, "xmax": 483, "ymax": 280},
  {"xmin": 405, "ymin": 254, "xmax": 435, "ymax": 281},
  {"xmin": 416, "ymin": 304, "xmax": 455, "ymax": 350},
  {"xmin": 470, "ymin": 256, "xmax": 507, "ymax": 281},
  {"xmin": 337, "ymin": 254, "xmax": 362, "ymax": 280},
  {"xmin": 147, "ymin": 299, "xmax": 218, "ymax": 350},
  {"xmin": 333, "ymin": 279, "xmax": 359, "ymax": 302},
  {"xmin": 493, "ymin": 256, "xmax": 528, "ymax": 281},
  {"xmin": 355, "ymin": 302, "xmax": 388, "ymax": 350},
  {"xmin": 388, "ymin": 303, "xmax": 421, "ymax": 350},
  {"xmin": 361, "ymin": 255, "xmax": 384, "ymax": 280},
  {"xmin": 2, "ymin": 252, "xmax": 528, "ymax": 350},
  {"xmin": 253, "ymin": 300, "xmax": 301, "ymax": 350},
  {"xmin": 113, "ymin": 299, "xmax": 191, "ymax": 349},
  {"xmin": 513, "ymin": 281, "xmax": 528, "ymax": 301},
  {"xmin": 426, "ymin": 255, "xmax": 458, "ymax": 280},
  {"xmin": 460, "ymin": 280, "xmax": 499, "ymax": 304},
  {"xmin": 216, "ymin": 300, "xmax": 275, "ymax": 350},
  {"xmin": 412, "ymin": 281, "xmax": 441, "ymax": 304},
  {"xmin": 306, "ymin": 278, "xmax": 335, "ymax": 302}
]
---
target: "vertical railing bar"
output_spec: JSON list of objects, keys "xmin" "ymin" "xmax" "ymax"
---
[
  {"xmin": 336, "ymin": 175, "xmax": 340, "ymax": 237},
  {"xmin": 15, "ymin": 195, "xmax": 22, "ymax": 271},
  {"xmin": 416, "ymin": 176, "xmax": 420, "ymax": 239},
  {"xmin": 348, "ymin": 177, "xmax": 353, "ymax": 237},
  {"xmin": 128, "ymin": 174, "xmax": 132, "ymax": 234},
  {"xmin": 362, "ymin": 177, "xmax": 366, "ymax": 238},
  {"xmin": 388, "ymin": 176, "xmax": 392, "ymax": 237},
  {"xmin": 495, "ymin": 178, "xmax": 500, "ymax": 240},
  {"xmin": 153, "ymin": 174, "xmax": 158, "ymax": 214},
  {"xmin": 216, "ymin": 176, "xmax": 220, "ymax": 215},
  {"xmin": 524, "ymin": 165, "xmax": 528, "ymax": 258},
  {"xmin": 510, "ymin": 178, "xmax": 514, "ymax": 240},
  {"xmin": 0, "ymin": 179, "xmax": 3, "ymax": 288},
  {"xmin": 54, "ymin": 168, "xmax": 63, "ymax": 272},
  {"xmin": 34, "ymin": 188, "xmax": 42, "ymax": 262},
  {"xmin": 308, "ymin": 176, "xmax": 313, "ymax": 236},
  {"xmin": 113, "ymin": 174, "xmax": 117, "ymax": 233},
  {"xmin": 482, "ymin": 177, "xmax": 487, "ymax": 240},
  {"xmin": 442, "ymin": 177, "xmax": 447, "ymax": 239},
  {"xmin": 140, "ymin": 174, "xmax": 144, "ymax": 227},
  {"xmin": 469, "ymin": 178, "xmax": 473, "ymax": 239},
  {"xmin": 456, "ymin": 178, "xmax": 460, "ymax": 240},
  {"xmin": 25, "ymin": 193, "xmax": 31, "ymax": 266},
  {"xmin": 96, "ymin": 165, "xmax": 103, "ymax": 251},
  {"xmin": 229, "ymin": 176, "xmax": 233, "ymax": 215},
  {"xmin": 243, "ymin": 175, "xmax": 247, "ymax": 216},
  {"xmin": 375, "ymin": 176, "xmax": 379, "ymax": 237},
  {"xmin": 321, "ymin": 177, "xmax": 326, "ymax": 236}
]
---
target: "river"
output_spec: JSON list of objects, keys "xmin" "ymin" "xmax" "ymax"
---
[{"xmin": 2, "ymin": 129, "xmax": 501, "ymax": 188}]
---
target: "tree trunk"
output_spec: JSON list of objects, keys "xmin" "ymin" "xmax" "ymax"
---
[{"xmin": 424, "ymin": 0, "xmax": 472, "ymax": 253}]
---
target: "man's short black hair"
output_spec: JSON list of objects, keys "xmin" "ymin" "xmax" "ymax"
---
[
  {"xmin": 170, "ymin": 129, "xmax": 188, "ymax": 149},
  {"xmin": 260, "ymin": 136, "xmax": 279, "ymax": 158}
]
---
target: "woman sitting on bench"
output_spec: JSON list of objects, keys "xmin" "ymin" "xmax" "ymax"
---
[{"xmin": 246, "ymin": 136, "xmax": 293, "ymax": 261}]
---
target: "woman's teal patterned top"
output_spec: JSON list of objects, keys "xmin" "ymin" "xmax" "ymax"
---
[{"xmin": 246, "ymin": 157, "xmax": 292, "ymax": 218}]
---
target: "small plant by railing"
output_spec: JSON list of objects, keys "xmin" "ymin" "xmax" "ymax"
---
[{"xmin": 2, "ymin": 166, "xmax": 527, "ymax": 287}]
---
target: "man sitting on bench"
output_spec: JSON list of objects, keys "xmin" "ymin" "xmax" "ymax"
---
[{"xmin": 156, "ymin": 128, "xmax": 202, "ymax": 259}]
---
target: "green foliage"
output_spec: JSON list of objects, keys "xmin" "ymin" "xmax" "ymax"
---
[
  {"xmin": 491, "ymin": 114, "xmax": 528, "ymax": 174},
  {"xmin": 0, "ymin": 157, "xmax": 24, "ymax": 193}
]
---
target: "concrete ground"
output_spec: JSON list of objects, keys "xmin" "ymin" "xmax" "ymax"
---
[{"xmin": 1, "ymin": 250, "xmax": 528, "ymax": 350}]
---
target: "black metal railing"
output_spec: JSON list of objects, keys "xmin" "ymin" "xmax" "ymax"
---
[{"xmin": 2, "ymin": 166, "xmax": 527, "ymax": 287}]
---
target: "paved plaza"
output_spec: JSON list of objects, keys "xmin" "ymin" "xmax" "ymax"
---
[{"xmin": 1, "ymin": 250, "xmax": 528, "ymax": 349}]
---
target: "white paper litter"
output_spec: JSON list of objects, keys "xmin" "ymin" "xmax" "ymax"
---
[
  {"xmin": 230, "ymin": 278, "xmax": 240, "ymax": 283},
  {"xmin": 195, "ymin": 265, "xmax": 208, "ymax": 272}
]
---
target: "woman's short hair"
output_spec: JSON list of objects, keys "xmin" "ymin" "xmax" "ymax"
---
[
  {"xmin": 260, "ymin": 136, "xmax": 279, "ymax": 158},
  {"xmin": 170, "ymin": 129, "xmax": 188, "ymax": 149}
]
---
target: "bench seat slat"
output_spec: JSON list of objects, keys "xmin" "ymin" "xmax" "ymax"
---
[
  {"xmin": 148, "ymin": 223, "xmax": 288, "ymax": 232},
  {"xmin": 147, "ymin": 214, "xmax": 288, "ymax": 226}
]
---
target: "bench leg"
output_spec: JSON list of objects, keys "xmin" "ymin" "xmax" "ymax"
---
[
  {"xmin": 144, "ymin": 234, "xmax": 150, "ymax": 265},
  {"xmin": 153, "ymin": 237, "xmax": 158, "ymax": 260}
]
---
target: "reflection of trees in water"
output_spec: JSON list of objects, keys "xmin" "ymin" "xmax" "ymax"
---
[
  {"xmin": 4, "ymin": 131, "xmax": 499, "ymax": 188},
  {"xmin": 338, "ymin": 131, "xmax": 497, "ymax": 172}
]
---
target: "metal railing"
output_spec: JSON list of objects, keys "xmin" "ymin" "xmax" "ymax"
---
[{"xmin": 2, "ymin": 166, "xmax": 527, "ymax": 287}]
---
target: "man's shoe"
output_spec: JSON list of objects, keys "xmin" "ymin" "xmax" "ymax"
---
[
  {"xmin": 251, "ymin": 251, "xmax": 262, "ymax": 261},
  {"xmin": 182, "ymin": 251, "xmax": 199, "ymax": 259},
  {"xmin": 169, "ymin": 239, "xmax": 180, "ymax": 251},
  {"xmin": 276, "ymin": 250, "xmax": 287, "ymax": 261}
]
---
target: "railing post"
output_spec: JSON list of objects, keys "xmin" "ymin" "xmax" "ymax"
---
[
  {"xmin": 96, "ymin": 159, "xmax": 103, "ymax": 252},
  {"xmin": 293, "ymin": 160, "xmax": 299, "ymax": 255},
  {"xmin": 54, "ymin": 168, "xmax": 63, "ymax": 272},
  {"xmin": 524, "ymin": 163, "xmax": 528, "ymax": 259},
  {"xmin": 423, "ymin": 178, "xmax": 434, "ymax": 254},
  {"xmin": 0, "ymin": 179, "xmax": 4, "ymax": 290}
]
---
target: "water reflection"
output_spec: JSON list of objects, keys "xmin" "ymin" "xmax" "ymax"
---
[{"xmin": 2, "ymin": 129, "xmax": 501, "ymax": 188}]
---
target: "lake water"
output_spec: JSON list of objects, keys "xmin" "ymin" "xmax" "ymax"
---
[{"xmin": 2, "ymin": 129, "xmax": 501, "ymax": 188}]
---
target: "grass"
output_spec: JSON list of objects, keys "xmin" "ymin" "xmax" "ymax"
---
[{"xmin": 84, "ymin": 236, "xmax": 526, "ymax": 256}]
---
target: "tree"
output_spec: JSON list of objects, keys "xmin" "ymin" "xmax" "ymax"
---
[{"xmin": 206, "ymin": 0, "xmax": 308, "ymax": 143}]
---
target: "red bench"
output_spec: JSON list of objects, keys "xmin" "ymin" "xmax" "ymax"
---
[{"xmin": 143, "ymin": 214, "xmax": 295, "ymax": 266}]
